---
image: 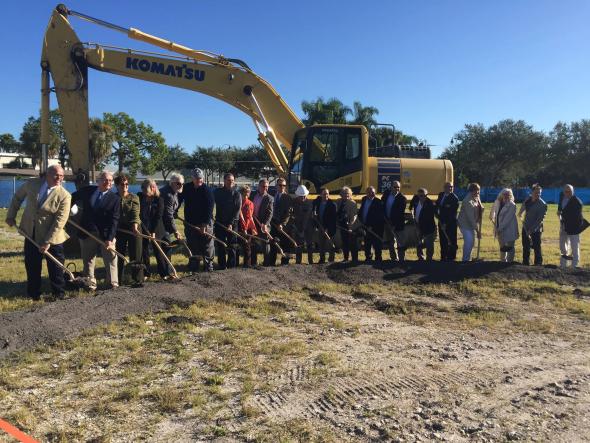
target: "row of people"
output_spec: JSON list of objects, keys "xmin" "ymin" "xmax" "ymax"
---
[{"xmin": 5, "ymin": 165, "xmax": 587, "ymax": 299}]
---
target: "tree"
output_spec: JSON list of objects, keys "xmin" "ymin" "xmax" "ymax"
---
[
  {"xmin": 351, "ymin": 101, "xmax": 379, "ymax": 128},
  {"xmin": 0, "ymin": 134, "xmax": 20, "ymax": 153},
  {"xmin": 156, "ymin": 144, "xmax": 191, "ymax": 181},
  {"xmin": 102, "ymin": 112, "xmax": 167, "ymax": 178},
  {"xmin": 233, "ymin": 144, "xmax": 275, "ymax": 179},
  {"xmin": 369, "ymin": 126, "xmax": 420, "ymax": 147},
  {"xmin": 544, "ymin": 120, "xmax": 590, "ymax": 186},
  {"xmin": 18, "ymin": 111, "xmax": 62, "ymax": 168},
  {"xmin": 19, "ymin": 117, "xmax": 42, "ymax": 168},
  {"xmin": 440, "ymin": 119, "xmax": 547, "ymax": 187},
  {"xmin": 89, "ymin": 117, "xmax": 114, "ymax": 173},
  {"xmin": 190, "ymin": 146, "xmax": 217, "ymax": 184},
  {"xmin": 301, "ymin": 97, "xmax": 352, "ymax": 124}
]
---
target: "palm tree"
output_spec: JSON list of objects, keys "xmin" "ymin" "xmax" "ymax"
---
[
  {"xmin": 351, "ymin": 101, "xmax": 379, "ymax": 128},
  {"xmin": 89, "ymin": 117, "xmax": 114, "ymax": 180},
  {"xmin": 301, "ymin": 97, "xmax": 352, "ymax": 125},
  {"xmin": 324, "ymin": 97, "xmax": 352, "ymax": 124}
]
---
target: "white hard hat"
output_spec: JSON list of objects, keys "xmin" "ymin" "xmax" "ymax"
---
[{"xmin": 295, "ymin": 185, "xmax": 309, "ymax": 197}]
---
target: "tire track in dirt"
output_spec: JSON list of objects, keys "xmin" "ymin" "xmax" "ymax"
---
[{"xmin": 252, "ymin": 367, "xmax": 496, "ymax": 420}]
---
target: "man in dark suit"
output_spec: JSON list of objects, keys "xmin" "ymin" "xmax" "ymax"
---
[
  {"xmin": 414, "ymin": 188, "xmax": 436, "ymax": 261},
  {"xmin": 558, "ymin": 184, "xmax": 587, "ymax": 268},
  {"xmin": 268, "ymin": 177, "xmax": 292, "ymax": 265},
  {"xmin": 71, "ymin": 171, "xmax": 120, "ymax": 289},
  {"xmin": 359, "ymin": 186, "xmax": 384, "ymax": 262},
  {"xmin": 214, "ymin": 172, "xmax": 242, "ymax": 270},
  {"xmin": 159, "ymin": 173, "xmax": 184, "ymax": 278},
  {"xmin": 181, "ymin": 168, "xmax": 215, "ymax": 272},
  {"xmin": 382, "ymin": 180, "xmax": 407, "ymax": 262},
  {"xmin": 312, "ymin": 188, "xmax": 337, "ymax": 263},
  {"xmin": 435, "ymin": 182, "xmax": 459, "ymax": 261},
  {"xmin": 252, "ymin": 178, "xmax": 274, "ymax": 266}
]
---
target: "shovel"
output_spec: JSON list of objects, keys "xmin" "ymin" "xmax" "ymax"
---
[
  {"xmin": 16, "ymin": 229, "xmax": 79, "ymax": 285},
  {"xmin": 440, "ymin": 223, "xmax": 458, "ymax": 256}
]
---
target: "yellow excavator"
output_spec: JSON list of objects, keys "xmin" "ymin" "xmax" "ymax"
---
[{"xmin": 41, "ymin": 4, "xmax": 453, "ymax": 196}]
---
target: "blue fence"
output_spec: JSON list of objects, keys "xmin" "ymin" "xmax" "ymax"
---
[
  {"xmin": 0, "ymin": 178, "xmax": 142, "ymax": 208},
  {"xmin": 2, "ymin": 178, "xmax": 590, "ymax": 207},
  {"xmin": 455, "ymin": 187, "xmax": 590, "ymax": 204}
]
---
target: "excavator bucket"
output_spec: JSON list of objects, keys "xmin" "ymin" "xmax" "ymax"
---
[{"xmin": 42, "ymin": 7, "xmax": 90, "ymax": 185}]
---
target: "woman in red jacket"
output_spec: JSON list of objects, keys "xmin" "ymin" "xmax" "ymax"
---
[{"xmin": 239, "ymin": 185, "xmax": 258, "ymax": 267}]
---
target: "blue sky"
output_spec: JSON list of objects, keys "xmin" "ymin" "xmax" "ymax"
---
[{"xmin": 1, "ymin": 0, "xmax": 588, "ymax": 158}]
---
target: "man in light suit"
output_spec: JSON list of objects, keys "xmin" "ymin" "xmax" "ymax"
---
[
  {"xmin": 6, "ymin": 165, "xmax": 71, "ymax": 300},
  {"xmin": 71, "ymin": 170, "xmax": 120, "ymax": 289}
]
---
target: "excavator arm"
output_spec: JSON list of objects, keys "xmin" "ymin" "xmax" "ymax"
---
[{"xmin": 41, "ymin": 5, "xmax": 304, "ymax": 183}]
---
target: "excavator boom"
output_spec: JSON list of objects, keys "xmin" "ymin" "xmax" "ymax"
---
[{"xmin": 42, "ymin": 5, "xmax": 304, "ymax": 183}]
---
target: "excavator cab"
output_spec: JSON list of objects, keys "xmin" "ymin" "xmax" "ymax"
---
[{"xmin": 288, "ymin": 125, "xmax": 367, "ymax": 195}]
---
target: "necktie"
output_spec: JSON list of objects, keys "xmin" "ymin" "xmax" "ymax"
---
[
  {"xmin": 38, "ymin": 188, "xmax": 49, "ymax": 208},
  {"xmin": 94, "ymin": 191, "xmax": 103, "ymax": 208}
]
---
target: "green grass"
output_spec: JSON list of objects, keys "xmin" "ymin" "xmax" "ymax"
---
[{"xmin": 1, "ymin": 204, "xmax": 588, "ymax": 309}]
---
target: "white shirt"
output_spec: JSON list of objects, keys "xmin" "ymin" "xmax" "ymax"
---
[
  {"xmin": 253, "ymin": 193, "xmax": 264, "ymax": 218},
  {"xmin": 37, "ymin": 181, "xmax": 58, "ymax": 206}
]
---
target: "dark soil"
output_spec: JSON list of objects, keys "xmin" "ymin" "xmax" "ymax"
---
[{"xmin": 0, "ymin": 261, "xmax": 588, "ymax": 360}]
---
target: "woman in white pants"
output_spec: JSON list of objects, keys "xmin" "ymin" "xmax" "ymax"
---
[
  {"xmin": 457, "ymin": 183, "xmax": 483, "ymax": 262},
  {"xmin": 493, "ymin": 188, "xmax": 519, "ymax": 262}
]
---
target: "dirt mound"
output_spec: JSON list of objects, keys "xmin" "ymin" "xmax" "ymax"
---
[
  {"xmin": 327, "ymin": 260, "xmax": 590, "ymax": 285},
  {"xmin": 0, "ymin": 262, "xmax": 588, "ymax": 360}
]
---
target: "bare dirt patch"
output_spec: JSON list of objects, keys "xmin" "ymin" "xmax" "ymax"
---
[{"xmin": 1, "ymin": 262, "xmax": 588, "ymax": 360}]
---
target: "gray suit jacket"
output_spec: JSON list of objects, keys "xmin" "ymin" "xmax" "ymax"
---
[{"xmin": 254, "ymin": 193, "xmax": 274, "ymax": 227}]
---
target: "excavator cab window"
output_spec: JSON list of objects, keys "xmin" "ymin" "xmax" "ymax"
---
[
  {"xmin": 288, "ymin": 134, "xmax": 306, "ymax": 192},
  {"xmin": 289, "ymin": 127, "xmax": 363, "ymax": 193}
]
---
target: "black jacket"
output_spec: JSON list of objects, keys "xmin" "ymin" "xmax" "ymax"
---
[
  {"xmin": 214, "ymin": 187, "xmax": 242, "ymax": 226},
  {"xmin": 138, "ymin": 192, "xmax": 165, "ymax": 238},
  {"xmin": 408, "ymin": 194, "xmax": 420, "ymax": 212},
  {"xmin": 71, "ymin": 185, "xmax": 120, "ymax": 242},
  {"xmin": 558, "ymin": 194, "xmax": 586, "ymax": 235},
  {"xmin": 382, "ymin": 189, "xmax": 407, "ymax": 231},
  {"xmin": 359, "ymin": 196, "xmax": 384, "ymax": 235},
  {"xmin": 160, "ymin": 184, "xmax": 180, "ymax": 234},
  {"xmin": 271, "ymin": 191, "xmax": 293, "ymax": 225},
  {"xmin": 415, "ymin": 197, "xmax": 436, "ymax": 235},
  {"xmin": 181, "ymin": 182, "xmax": 215, "ymax": 226},
  {"xmin": 312, "ymin": 197, "xmax": 337, "ymax": 237},
  {"xmin": 435, "ymin": 192, "xmax": 459, "ymax": 225}
]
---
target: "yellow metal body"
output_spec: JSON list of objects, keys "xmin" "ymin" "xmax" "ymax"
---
[
  {"xmin": 41, "ymin": 4, "xmax": 452, "ymax": 196},
  {"xmin": 366, "ymin": 157, "xmax": 454, "ymax": 198}
]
